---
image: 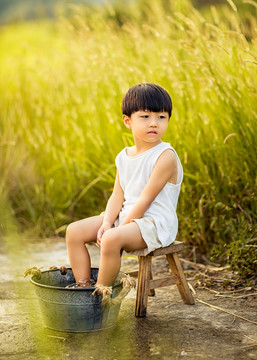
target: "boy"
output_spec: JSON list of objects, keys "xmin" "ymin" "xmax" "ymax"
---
[{"xmin": 66, "ymin": 83, "xmax": 183, "ymax": 288}]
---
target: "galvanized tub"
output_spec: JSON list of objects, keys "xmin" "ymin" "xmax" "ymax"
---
[{"xmin": 30, "ymin": 267, "xmax": 123, "ymax": 332}]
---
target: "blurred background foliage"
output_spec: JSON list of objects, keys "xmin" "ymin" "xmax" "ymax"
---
[{"xmin": 0, "ymin": 0, "xmax": 256, "ymax": 278}]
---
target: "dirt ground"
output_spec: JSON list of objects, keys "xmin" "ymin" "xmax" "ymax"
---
[{"xmin": 0, "ymin": 237, "xmax": 256, "ymax": 360}]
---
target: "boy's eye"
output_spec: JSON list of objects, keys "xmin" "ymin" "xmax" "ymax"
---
[
  {"xmin": 159, "ymin": 115, "xmax": 166, "ymax": 119},
  {"xmin": 141, "ymin": 115, "xmax": 149, "ymax": 118}
]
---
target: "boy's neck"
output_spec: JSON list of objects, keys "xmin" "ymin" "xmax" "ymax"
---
[{"xmin": 130, "ymin": 139, "xmax": 162, "ymax": 156}]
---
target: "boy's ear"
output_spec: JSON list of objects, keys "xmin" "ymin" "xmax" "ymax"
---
[{"xmin": 123, "ymin": 115, "xmax": 132, "ymax": 129}]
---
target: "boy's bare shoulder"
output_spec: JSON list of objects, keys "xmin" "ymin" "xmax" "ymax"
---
[
  {"xmin": 156, "ymin": 149, "xmax": 178, "ymax": 184},
  {"xmin": 158, "ymin": 148, "xmax": 177, "ymax": 164}
]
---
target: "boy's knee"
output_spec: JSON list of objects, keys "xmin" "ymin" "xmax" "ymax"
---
[
  {"xmin": 66, "ymin": 222, "xmax": 80, "ymax": 244},
  {"xmin": 101, "ymin": 230, "xmax": 120, "ymax": 255}
]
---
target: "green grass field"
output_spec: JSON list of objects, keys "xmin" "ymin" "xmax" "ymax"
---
[{"xmin": 0, "ymin": 0, "xmax": 256, "ymax": 277}]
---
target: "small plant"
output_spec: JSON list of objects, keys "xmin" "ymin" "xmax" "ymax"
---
[{"xmin": 226, "ymin": 237, "xmax": 257, "ymax": 279}]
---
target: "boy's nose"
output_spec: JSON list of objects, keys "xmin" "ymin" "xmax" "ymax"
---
[
  {"xmin": 150, "ymin": 120, "xmax": 157, "ymax": 127},
  {"xmin": 149, "ymin": 117, "xmax": 158, "ymax": 126}
]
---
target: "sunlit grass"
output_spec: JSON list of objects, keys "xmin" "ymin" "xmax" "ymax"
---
[{"xmin": 0, "ymin": 0, "xmax": 256, "ymax": 270}]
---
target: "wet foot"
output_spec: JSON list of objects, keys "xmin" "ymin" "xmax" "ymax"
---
[{"xmin": 65, "ymin": 279, "xmax": 96, "ymax": 289}]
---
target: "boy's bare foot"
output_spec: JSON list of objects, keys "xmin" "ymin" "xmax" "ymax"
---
[{"xmin": 65, "ymin": 279, "xmax": 96, "ymax": 289}]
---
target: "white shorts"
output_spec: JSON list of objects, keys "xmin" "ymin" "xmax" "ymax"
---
[{"xmin": 114, "ymin": 212, "xmax": 162, "ymax": 256}]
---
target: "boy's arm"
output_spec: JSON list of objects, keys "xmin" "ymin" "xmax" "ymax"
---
[
  {"xmin": 119, "ymin": 149, "xmax": 178, "ymax": 226},
  {"xmin": 97, "ymin": 170, "xmax": 124, "ymax": 244},
  {"xmin": 103, "ymin": 170, "xmax": 124, "ymax": 225}
]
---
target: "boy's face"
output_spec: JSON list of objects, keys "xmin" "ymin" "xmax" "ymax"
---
[{"xmin": 123, "ymin": 110, "xmax": 169, "ymax": 145}]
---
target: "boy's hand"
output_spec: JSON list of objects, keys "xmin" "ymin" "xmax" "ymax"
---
[{"xmin": 97, "ymin": 222, "xmax": 112, "ymax": 247}]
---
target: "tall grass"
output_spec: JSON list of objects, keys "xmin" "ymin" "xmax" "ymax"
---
[{"xmin": 0, "ymin": 0, "xmax": 256, "ymax": 273}]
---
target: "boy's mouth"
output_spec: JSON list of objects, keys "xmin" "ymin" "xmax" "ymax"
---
[{"xmin": 147, "ymin": 131, "xmax": 158, "ymax": 134}]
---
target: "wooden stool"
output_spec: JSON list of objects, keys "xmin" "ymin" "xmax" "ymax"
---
[{"xmin": 128, "ymin": 241, "xmax": 195, "ymax": 317}]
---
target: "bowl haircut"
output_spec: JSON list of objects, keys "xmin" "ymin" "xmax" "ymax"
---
[{"xmin": 121, "ymin": 83, "xmax": 172, "ymax": 118}]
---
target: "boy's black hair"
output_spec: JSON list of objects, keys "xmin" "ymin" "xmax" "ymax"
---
[{"xmin": 121, "ymin": 83, "xmax": 172, "ymax": 118}]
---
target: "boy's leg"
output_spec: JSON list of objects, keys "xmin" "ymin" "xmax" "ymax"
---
[
  {"xmin": 97, "ymin": 222, "xmax": 146, "ymax": 286},
  {"xmin": 66, "ymin": 215, "xmax": 104, "ymax": 283}
]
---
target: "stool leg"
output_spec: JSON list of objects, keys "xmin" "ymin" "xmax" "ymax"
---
[
  {"xmin": 166, "ymin": 253, "xmax": 195, "ymax": 305},
  {"xmin": 135, "ymin": 255, "xmax": 151, "ymax": 317},
  {"xmin": 148, "ymin": 269, "xmax": 155, "ymax": 296}
]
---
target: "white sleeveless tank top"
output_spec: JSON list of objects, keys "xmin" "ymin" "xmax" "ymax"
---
[{"xmin": 115, "ymin": 141, "xmax": 183, "ymax": 247}]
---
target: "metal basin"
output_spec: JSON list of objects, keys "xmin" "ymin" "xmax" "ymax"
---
[{"xmin": 30, "ymin": 268, "xmax": 123, "ymax": 332}]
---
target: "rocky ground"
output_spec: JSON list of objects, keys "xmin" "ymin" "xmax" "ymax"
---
[{"xmin": 0, "ymin": 237, "xmax": 256, "ymax": 360}]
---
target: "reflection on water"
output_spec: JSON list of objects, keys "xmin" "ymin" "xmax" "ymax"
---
[{"xmin": 33, "ymin": 299, "xmax": 180, "ymax": 360}]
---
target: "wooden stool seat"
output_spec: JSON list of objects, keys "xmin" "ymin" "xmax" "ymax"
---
[{"xmin": 127, "ymin": 241, "xmax": 195, "ymax": 317}]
